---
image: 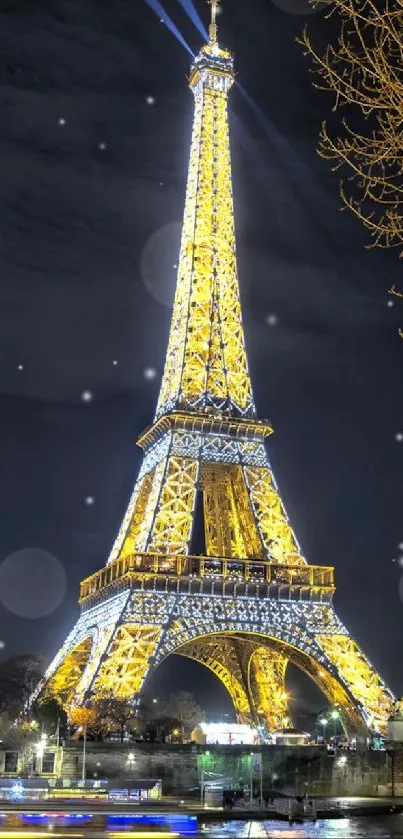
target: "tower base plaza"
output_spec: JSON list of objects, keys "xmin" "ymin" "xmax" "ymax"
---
[{"xmin": 32, "ymin": 0, "xmax": 394, "ymax": 735}]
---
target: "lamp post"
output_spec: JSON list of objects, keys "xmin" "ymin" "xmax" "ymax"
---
[
  {"xmin": 319, "ymin": 717, "xmax": 328, "ymax": 741},
  {"xmin": 259, "ymin": 758, "xmax": 263, "ymax": 808},
  {"xmin": 35, "ymin": 733, "xmax": 47, "ymax": 775},
  {"xmin": 81, "ymin": 723, "xmax": 87, "ymax": 782},
  {"xmin": 330, "ymin": 709, "xmax": 340, "ymax": 739}
]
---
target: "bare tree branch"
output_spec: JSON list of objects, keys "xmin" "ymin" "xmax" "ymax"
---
[
  {"xmin": 299, "ymin": 0, "xmax": 403, "ymax": 247},
  {"xmin": 299, "ymin": 0, "xmax": 403, "ymax": 335}
]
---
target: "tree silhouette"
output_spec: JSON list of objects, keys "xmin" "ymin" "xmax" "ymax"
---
[{"xmin": 300, "ymin": 0, "xmax": 403, "ymax": 332}]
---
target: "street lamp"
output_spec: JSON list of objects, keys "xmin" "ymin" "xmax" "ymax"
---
[
  {"xmin": 35, "ymin": 734, "xmax": 47, "ymax": 775},
  {"xmin": 330, "ymin": 709, "xmax": 340, "ymax": 738},
  {"xmin": 319, "ymin": 718, "xmax": 328, "ymax": 741}
]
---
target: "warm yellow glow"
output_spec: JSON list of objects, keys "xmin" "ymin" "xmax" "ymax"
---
[
  {"xmin": 155, "ymin": 36, "xmax": 253, "ymax": 421},
  {"xmin": 178, "ymin": 637, "xmax": 251, "ymax": 723},
  {"xmin": 0, "ymin": 834, "xmax": 84, "ymax": 839},
  {"xmin": 107, "ymin": 833, "xmax": 179, "ymax": 838},
  {"xmin": 317, "ymin": 634, "xmax": 393, "ymax": 733},
  {"xmin": 33, "ymin": 8, "xmax": 395, "ymax": 740},
  {"xmin": 248, "ymin": 648, "xmax": 289, "ymax": 730}
]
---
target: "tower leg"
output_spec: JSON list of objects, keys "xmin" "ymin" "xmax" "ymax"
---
[
  {"xmin": 33, "ymin": 590, "xmax": 168, "ymax": 709},
  {"xmin": 247, "ymin": 645, "xmax": 290, "ymax": 731},
  {"xmin": 243, "ymin": 464, "xmax": 305, "ymax": 564},
  {"xmin": 177, "ymin": 637, "xmax": 253, "ymax": 724},
  {"xmin": 108, "ymin": 454, "xmax": 199, "ymax": 564},
  {"xmin": 316, "ymin": 632, "xmax": 394, "ymax": 733},
  {"xmin": 90, "ymin": 624, "xmax": 162, "ymax": 698},
  {"xmin": 177, "ymin": 636, "xmax": 292, "ymax": 733}
]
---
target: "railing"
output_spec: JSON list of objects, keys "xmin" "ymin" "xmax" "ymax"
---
[{"xmin": 79, "ymin": 552, "xmax": 334, "ymax": 602}]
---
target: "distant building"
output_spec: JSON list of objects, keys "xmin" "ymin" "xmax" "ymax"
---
[
  {"xmin": 191, "ymin": 722, "xmax": 258, "ymax": 745},
  {"xmin": 271, "ymin": 728, "xmax": 310, "ymax": 746},
  {"xmin": 388, "ymin": 701, "xmax": 403, "ymax": 742}
]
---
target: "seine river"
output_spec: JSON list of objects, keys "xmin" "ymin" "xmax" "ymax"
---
[
  {"xmin": 1, "ymin": 812, "xmax": 403, "ymax": 837},
  {"xmin": 204, "ymin": 816, "xmax": 403, "ymax": 836}
]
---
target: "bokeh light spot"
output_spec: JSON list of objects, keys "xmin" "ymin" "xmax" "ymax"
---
[
  {"xmin": 81, "ymin": 390, "xmax": 93, "ymax": 403},
  {"xmin": 141, "ymin": 222, "xmax": 181, "ymax": 308},
  {"xmin": 0, "ymin": 549, "xmax": 66, "ymax": 619}
]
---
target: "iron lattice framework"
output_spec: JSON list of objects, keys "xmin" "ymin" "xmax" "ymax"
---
[{"xmin": 34, "ymin": 4, "xmax": 394, "ymax": 735}]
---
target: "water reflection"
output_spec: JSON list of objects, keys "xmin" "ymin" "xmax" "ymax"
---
[
  {"xmin": 201, "ymin": 816, "xmax": 403, "ymax": 837},
  {"xmin": 0, "ymin": 812, "xmax": 402, "ymax": 837}
]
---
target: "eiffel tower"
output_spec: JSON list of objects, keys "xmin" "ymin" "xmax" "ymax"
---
[{"xmin": 35, "ymin": 0, "xmax": 394, "ymax": 734}]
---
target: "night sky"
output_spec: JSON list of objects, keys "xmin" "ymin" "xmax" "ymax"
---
[{"xmin": 0, "ymin": 0, "xmax": 402, "ymax": 712}]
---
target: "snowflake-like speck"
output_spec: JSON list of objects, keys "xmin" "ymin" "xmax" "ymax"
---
[{"xmin": 81, "ymin": 390, "xmax": 93, "ymax": 403}]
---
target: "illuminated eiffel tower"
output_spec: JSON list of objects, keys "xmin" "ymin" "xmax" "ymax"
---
[{"xmin": 35, "ymin": 0, "xmax": 394, "ymax": 733}]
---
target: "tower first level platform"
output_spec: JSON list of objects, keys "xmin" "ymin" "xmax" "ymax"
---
[{"xmin": 38, "ymin": 552, "xmax": 392, "ymax": 734}]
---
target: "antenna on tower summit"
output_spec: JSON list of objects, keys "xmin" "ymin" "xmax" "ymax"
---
[{"xmin": 208, "ymin": 0, "xmax": 220, "ymax": 45}]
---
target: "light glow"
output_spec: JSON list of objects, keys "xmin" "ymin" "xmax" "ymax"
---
[
  {"xmin": 198, "ymin": 722, "xmax": 258, "ymax": 745},
  {"xmin": 32, "ymin": 3, "xmax": 395, "ymax": 739}
]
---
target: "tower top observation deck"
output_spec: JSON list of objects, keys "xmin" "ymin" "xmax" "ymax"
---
[{"xmin": 190, "ymin": 0, "xmax": 234, "ymax": 90}]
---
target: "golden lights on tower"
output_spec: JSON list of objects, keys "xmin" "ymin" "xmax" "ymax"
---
[{"xmin": 32, "ymin": 0, "xmax": 395, "ymax": 737}]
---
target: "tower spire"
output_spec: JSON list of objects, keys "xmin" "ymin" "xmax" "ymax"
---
[
  {"xmin": 209, "ymin": 0, "xmax": 219, "ymax": 44},
  {"xmin": 156, "ymin": 2, "xmax": 254, "ymax": 420}
]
